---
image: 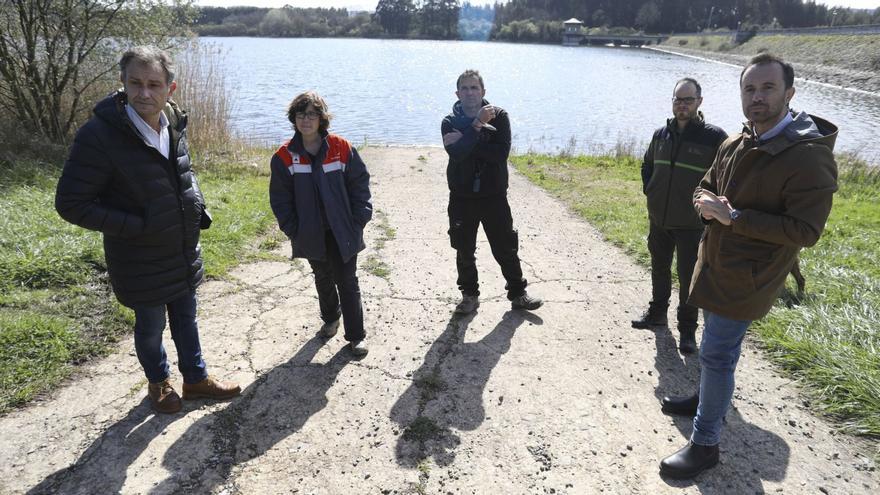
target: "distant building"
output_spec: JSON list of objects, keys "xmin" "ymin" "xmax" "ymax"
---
[{"xmin": 563, "ymin": 18, "xmax": 584, "ymax": 46}]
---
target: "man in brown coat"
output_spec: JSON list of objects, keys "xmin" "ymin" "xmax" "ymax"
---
[{"xmin": 659, "ymin": 53, "xmax": 838, "ymax": 479}]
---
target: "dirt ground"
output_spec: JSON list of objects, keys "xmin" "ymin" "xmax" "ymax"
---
[{"xmin": 1, "ymin": 147, "xmax": 877, "ymax": 494}]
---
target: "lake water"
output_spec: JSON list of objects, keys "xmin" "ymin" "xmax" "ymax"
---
[{"xmin": 209, "ymin": 37, "xmax": 880, "ymax": 162}]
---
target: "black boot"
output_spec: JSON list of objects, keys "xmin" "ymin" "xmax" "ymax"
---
[
  {"xmin": 678, "ymin": 327, "xmax": 697, "ymax": 354},
  {"xmin": 661, "ymin": 392, "xmax": 699, "ymax": 417},
  {"xmin": 631, "ymin": 307, "xmax": 668, "ymax": 329},
  {"xmin": 660, "ymin": 441, "xmax": 720, "ymax": 479}
]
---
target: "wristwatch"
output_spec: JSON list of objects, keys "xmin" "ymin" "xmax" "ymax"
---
[{"xmin": 730, "ymin": 209, "xmax": 742, "ymax": 222}]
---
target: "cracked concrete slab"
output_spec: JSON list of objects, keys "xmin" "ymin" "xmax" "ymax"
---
[{"xmin": 1, "ymin": 146, "xmax": 877, "ymax": 494}]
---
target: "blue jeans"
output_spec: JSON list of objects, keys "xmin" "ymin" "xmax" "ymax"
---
[
  {"xmin": 691, "ymin": 310, "xmax": 752, "ymax": 446},
  {"xmin": 133, "ymin": 291, "xmax": 208, "ymax": 385}
]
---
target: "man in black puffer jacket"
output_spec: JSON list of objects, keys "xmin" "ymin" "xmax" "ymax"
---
[
  {"xmin": 441, "ymin": 69, "xmax": 542, "ymax": 315},
  {"xmin": 631, "ymin": 78, "xmax": 727, "ymax": 354},
  {"xmin": 55, "ymin": 46, "xmax": 239, "ymax": 414}
]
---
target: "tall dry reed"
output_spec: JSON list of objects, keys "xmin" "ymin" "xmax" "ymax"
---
[{"xmin": 174, "ymin": 39, "xmax": 242, "ymax": 165}]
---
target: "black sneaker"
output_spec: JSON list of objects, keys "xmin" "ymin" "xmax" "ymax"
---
[
  {"xmin": 631, "ymin": 309, "xmax": 668, "ymax": 329},
  {"xmin": 320, "ymin": 319, "xmax": 340, "ymax": 338},
  {"xmin": 511, "ymin": 292, "xmax": 542, "ymax": 311},
  {"xmin": 454, "ymin": 294, "xmax": 479, "ymax": 314}
]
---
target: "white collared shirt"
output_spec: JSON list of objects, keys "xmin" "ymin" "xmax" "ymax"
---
[
  {"xmin": 756, "ymin": 110, "xmax": 794, "ymax": 144},
  {"xmin": 125, "ymin": 104, "xmax": 170, "ymax": 159}
]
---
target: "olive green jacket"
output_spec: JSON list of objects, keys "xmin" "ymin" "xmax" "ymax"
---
[{"xmin": 642, "ymin": 114, "xmax": 727, "ymax": 229}]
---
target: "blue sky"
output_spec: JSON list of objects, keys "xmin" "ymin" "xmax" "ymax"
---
[{"xmin": 196, "ymin": 0, "xmax": 879, "ymax": 11}]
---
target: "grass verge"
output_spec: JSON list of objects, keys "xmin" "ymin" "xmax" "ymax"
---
[
  {"xmin": 0, "ymin": 149, "xmax": 277, "ymax": 413},
  {"xmin": 363, "ymin": 209, "xmax": 396, "ymax": 279},
  {"xmin": 663, "ymin": 34, "xmax": 880, "ymax": 73},
  {"xmin": 511, "ymin": 151, "xmax": 880, "ymax": 456}
]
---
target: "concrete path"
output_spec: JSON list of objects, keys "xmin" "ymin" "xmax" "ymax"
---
[{"xmin": 1, "ymin": 147, "xmax": 877, "ymax": 494}]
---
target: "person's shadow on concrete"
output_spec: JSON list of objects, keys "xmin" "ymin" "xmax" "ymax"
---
[
  {"xmin": 651, "ymin": 326, "xmax": 791, "ymax": 491},
  {"xmin": 152, "ymin": 334, "xmax": 353, "ymax": 493},
  {"xmin": 27, "ymin": 398, "xmax": 182, "ymax": 495},
  {"xmin": 390, "ymin": 309, "xmax": 543, "ymax": 468},
  {"xmin": 651, "ymin": 324, "xmax": 700, "ymax": 441}
]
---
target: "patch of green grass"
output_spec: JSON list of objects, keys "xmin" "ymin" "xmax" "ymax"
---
[
  {"xmin": 363, "ymin": 255, "xmax": 391, "ymax": 279},
  {"xmin": 0, "ymin": 161, "xmax": 104, "ymax": 291},
  {"xmin": 410, "ymin": 459, "xmax": 431, "ymax": 495},
  {"xmin": 664, "ymin": 34, "xmax": 733, "ymax": 52},
  {"xmin": 403, "ymin": 416, "xmax": 443, "ymax": 442},
  {"xmin": 0, "ymin": 311, "xmax": 77, "ymax": 408},
  {"xmin": 414, "ymin": 372, "xmax": 448, "ymax": 403},
  {"xmin": 363, "ymin": 210, "xmax": 396, "ymax": 279},
  {"xmin": 0, "ymin": 150, "xmax": 279, "ymax": 413},
  {"xmin": 197, "ymin": 165, "xmax": 277, "ymax": 278},
  {"xmin": 0, "ymin": 283, "xmax": 133, "ymax": 412},
  {"xmin": 510, "ymin": 152, "xmax": 650, "ymax": 266},
  {"xmin": 512, "ymin": 152, "xmax": 880, "ymax": 452}
]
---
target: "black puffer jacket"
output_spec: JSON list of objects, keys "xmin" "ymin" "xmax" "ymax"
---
[{"xmin": 55, "ymin": 91, "xmax": 207, "ymax": 308}]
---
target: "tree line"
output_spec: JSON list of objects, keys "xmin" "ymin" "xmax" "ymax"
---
[
  {"xmin": 492, "ymin": 0, "xmax": 880, "ymax": 42},
  {"xmin": 2, "ymin": 0, "xmax": 879, "ymax": 147},
  {"xmin": 194, "ymin": 2, "xmax": 495, "ymax": 40},
  {"xmin": 194, "ymin": 1, "xmax": 880, "ymax": 42}
]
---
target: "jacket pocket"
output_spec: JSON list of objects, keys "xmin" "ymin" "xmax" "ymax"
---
[{"xmin": 719, "ymin": 235, "xmax": 776, "ymax": 263}]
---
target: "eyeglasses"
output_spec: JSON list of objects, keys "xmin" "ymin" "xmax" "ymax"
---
[
  {"xmin": 295, "ymin": 111, "xmax": 320, "ymax": 121},
  {"xmin": 672, "ymin": 97, "xmax": 698, "ymax": 105}
]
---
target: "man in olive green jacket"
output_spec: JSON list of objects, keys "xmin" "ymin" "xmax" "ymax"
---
[
  {"xmin": 659, "ymin": 53, "xmax": 838, "ymax": 479},
  {"xmin": 633, "ymin": 77, "xmax": 727, "ymax": 354}
]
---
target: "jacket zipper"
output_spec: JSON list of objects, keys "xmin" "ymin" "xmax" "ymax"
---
[{"xmin": 660, "ymin": 129, "xmax": 685, "ymax": 226}]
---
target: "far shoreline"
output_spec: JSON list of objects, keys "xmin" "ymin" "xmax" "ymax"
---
[{"xmin": 652, "ymin": 34, "xmax": 880, "ymax": 96}]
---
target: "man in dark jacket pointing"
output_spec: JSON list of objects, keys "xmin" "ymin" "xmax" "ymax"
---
[
  {"xmin": 441, "ymin": 69, "xmax": 542, "ymax": 315},
  {"xmin": 632, "ymin": 78, "xmax": 727, "ymax": 354},
  {"xmin": 55, "ymin": 46, "xmax": 240, "ymax": 414}
]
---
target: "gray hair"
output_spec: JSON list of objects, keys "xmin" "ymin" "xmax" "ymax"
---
[{"xmin": 119, "ymin": 46, "xmax": 175, "ymax": 84}]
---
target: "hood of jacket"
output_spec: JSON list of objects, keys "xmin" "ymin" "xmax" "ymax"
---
[
  {"xmin": 449, "ymin": 98, "xmax": 490, "ymax": 129},
  {"xmin": 744, "ymin": 110, "xmax": 837, "ymax": 155},
  {"xmin": 93, "ymin": 90, "xmax": 187, "ymax": 138}
]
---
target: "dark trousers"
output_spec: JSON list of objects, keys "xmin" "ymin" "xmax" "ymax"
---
[
  {"xmin": 133, "ymin": 290, "xmax": 208, "ymax": 385},
  {"xmin": 307, "ymin": 230, "xmax": 365, "ymax": 342},
  {"xmin": 448, "ymin": 193, "xmax": 527, "ymax": 300},
  {"xmin": 647, "ymin": 223, "xmax": 702, "ymax": 331}
]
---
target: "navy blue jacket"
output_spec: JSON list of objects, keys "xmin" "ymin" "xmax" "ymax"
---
[
  {"xmin": 441, "ymin": 99, "xmax": 511, "ymax": 198},
  {"xmin": 269, "ymin": 131, "xmax": 372, "ymax": 262}
]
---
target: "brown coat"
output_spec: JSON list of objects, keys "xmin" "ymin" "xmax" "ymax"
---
[{"xmin": 688, "ymin": 112, "xmax": 838, "ymax": 321}]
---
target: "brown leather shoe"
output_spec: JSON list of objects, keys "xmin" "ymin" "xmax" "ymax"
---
[
  {"xmin": 182, "ymin": 376, "xmax": 241, "ymax": 400},
  {"xmin": 148, "ymin": 379, "xmax": 182, "ymax": 414}
]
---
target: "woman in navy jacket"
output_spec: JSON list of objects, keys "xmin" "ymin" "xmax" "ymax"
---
[{"xmin": 269, "ymin": 91, "xmax": 373, "ymax": 356}]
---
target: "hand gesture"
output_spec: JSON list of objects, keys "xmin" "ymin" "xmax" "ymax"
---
[
  {"xmin": 695, "ymin": 189, "xmax": 734, "ymax": 225},
  {"xmin": 443, "ymin": 129, "xmax": 463, "ymax": 146},
  {"xmin": 477, "ymin": 105, "xmax": 497, "ymax": 125}
]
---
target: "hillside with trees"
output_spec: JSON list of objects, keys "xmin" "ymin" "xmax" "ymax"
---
[
  {"xmin": 491, "ymin": 0, "xmax": 880, "ymax": 42},
  {"xmin": 193, "ymin": 1, "xmax": 880, "ymax": 43}
]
